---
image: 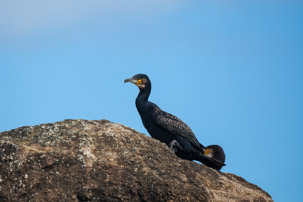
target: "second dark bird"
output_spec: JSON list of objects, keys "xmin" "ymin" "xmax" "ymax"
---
[{"xmin": 124, "ymin": 74, "xmax": 226, "ymax": 170}]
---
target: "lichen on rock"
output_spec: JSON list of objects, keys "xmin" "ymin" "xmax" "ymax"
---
[{"xmin": 0, "ymin": 119, "xmax": 272, "ymax": 201}]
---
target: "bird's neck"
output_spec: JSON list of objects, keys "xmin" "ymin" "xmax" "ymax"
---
[{"xmin": 135, "ymin": 88, "xmax": 151, "ymax": 114}]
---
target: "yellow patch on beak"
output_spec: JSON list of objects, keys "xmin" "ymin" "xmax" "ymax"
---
[
  {"xmin": 204, "ymin": 149, "xmax": 210, "ymax": 155},
  {"xmin": 136, "ymin": 79, "xmax": 142, "ymax": 86}
]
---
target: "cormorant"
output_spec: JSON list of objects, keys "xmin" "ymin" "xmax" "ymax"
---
[
  {"xmin": 203, "ymin": 145, "xmax": 226, "ymax": 170},
  {"xmin": 124, "ymin": 74, "xmax": 225, "ymax": 170}
]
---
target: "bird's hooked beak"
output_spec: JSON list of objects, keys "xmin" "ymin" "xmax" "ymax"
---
[{"xmin": 124, "ymin": 77, "xmax": 142, "ymax": 86}]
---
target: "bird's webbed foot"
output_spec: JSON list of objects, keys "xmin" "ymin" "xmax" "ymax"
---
[{"xmin": 169, "ymin": 139, "xmax": 183, "ymax": 153}]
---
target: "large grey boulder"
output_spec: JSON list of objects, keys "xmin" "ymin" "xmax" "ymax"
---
[{"xmin": 0, "ymin": 119, "xmax": 272, "ymax": 201}]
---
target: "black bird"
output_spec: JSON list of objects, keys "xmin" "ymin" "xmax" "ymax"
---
[
  {"xmin": 203, "ymin": 145, "xmax": 226, "ymax": 170},
  {"xmin": 124, "ymin": 74, "xmax": 225, "ymax": 170}
]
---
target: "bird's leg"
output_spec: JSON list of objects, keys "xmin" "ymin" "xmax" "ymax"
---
[{"xmin": 169, "ymin": 140, "xmax": 184, "ymax": 153}]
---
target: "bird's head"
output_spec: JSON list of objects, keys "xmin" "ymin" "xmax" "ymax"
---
[
  {"xmin": 204, "ymin": 145, "xmax": 226, "ymax": 165},
  {"xmin": 124, "ymin": 74, "xmax": 151, "ymax": 90}
]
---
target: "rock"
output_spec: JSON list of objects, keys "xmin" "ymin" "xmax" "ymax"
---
[{"xmin": 0, "ymin": 119, "xmax": 272, "ymax": 201}]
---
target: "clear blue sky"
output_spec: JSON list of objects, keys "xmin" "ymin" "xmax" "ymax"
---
[{"xmin": 0, "ymin": 1, "xmax": 302, "ymax": 201}]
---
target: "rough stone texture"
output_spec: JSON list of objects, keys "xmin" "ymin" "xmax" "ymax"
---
[{"xmin": 0, "ymin": 119, "xmax": 272, "ymax": 202}]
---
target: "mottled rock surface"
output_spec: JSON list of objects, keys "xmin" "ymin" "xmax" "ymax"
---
[{"xmin": 0, "ymin": 119, "xmax": 272, "ymax": 201}]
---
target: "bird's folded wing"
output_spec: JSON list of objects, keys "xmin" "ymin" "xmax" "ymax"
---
[{"xmin": 152, "ymin": 109, "xmax": 202, "ymax": 151}]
